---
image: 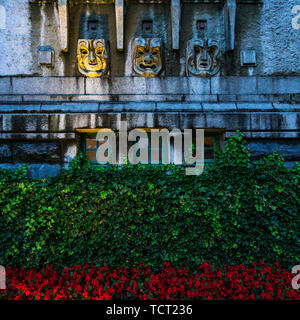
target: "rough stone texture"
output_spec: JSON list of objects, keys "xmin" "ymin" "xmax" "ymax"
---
[
  {"xmin": 248, "ymin": 140, "xmax": 300, "ymax": 161},
  {"xmin": 0, "ymin": 0, "xmax": 34, "ymax": 76},
  {"xmin": 0, "ymin": 1, "xmax": 299, "ymax": 77},
  {"xmin": 0, "ymin": 76, "xmax": 298, "ymax": 97},
  {"xmin": 0, "ymin": 78, "xmax": 11, "ymax": 94},
  {"xmin": 99, "ymin": 102, "xmax": 155, "ymax": 112},
  {"xmin": 0, "ymin": 1, "xmax": 299, "ymax": 177},
  {"xmin": 0, "ymin": 144, "xmax": 12, "ymax": 163},
  {"xmin": 41, "ymin": 103, "xmax": 98, "ymax": 113},
  {"xmin": 13, "ymin": 142, "xmax": 61, "ymax": 163},
  {"xmin": 12, "ymin": 77, "xmax": 85, "ymax": 95},
  {"xmin": 0, "ymin": 114, "xmax": 49, "ymax": 132},
  {"xmin": 236, "ymin": 103, "xmax": 274, "ymax": 111},
  {"xmin": 257, "ymin": 77, "xmax": 300, "ymax": 94},
  {"xmin": 62, "ymin": 141, "xmax": 77, "ymax": 163},
  {"xmin": 0, "ymin": 105, "xmax": 41, "ymax": 113},
  {"xmin": 211, "ymin": 77, "xmax": 257, "ymax": 95},
  {"xmin": 157, "ymin": 102, "xmax": 202, "ymax": 112},
  {"xmin": 203, "ymin": 103, "xmax": 236, "ymax": 111},
  {"xmin": 146, "ymin": 78, "xmax": 211, "ymax": 95},
  {"xmin": 0, "ymin": 133, "xmax": 75, "ymax": 140},
  {"xmin": 259, "ymin": 0, "xmax": 300, "ymax": 76}
]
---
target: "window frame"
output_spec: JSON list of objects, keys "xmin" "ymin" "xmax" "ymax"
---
[{"xmin": 77, "ymin": 128, "xmax": 222, "ymax": 166}]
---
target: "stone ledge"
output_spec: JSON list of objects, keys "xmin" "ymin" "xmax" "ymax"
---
[
  {"xmin": 86, "ymin": 77, "xmax": 147, "ymax": 95},
  {"xmin": 1, "ymin": 94, "xmax": 299, "ymax": 104},
  {"xmin": 0, "ymin": 105, "xmax": 41, "ymax": 113},
  {"xmin": 0, "ymin": 133, "xmax": 75, "ymax": 140},
  {"xmin": 0, "ymin": 78, "xmax": 11, "ymax": 95},
  {"xmin": 41, "ymin": 103, "xmax": 98, "ymax": 113},
  {"xmin": 99, "ymin": 102, "xmax": 155, "ymax": 112},
  {"xmin": 211, "ymin": 77, "xmax": 257, "ymax": 95},
  {"xmin": 0, "ymin": 76, "xmax": 299, "ymax": 96},
  {"xmin": 203, "ymin": 103, "xmax": 237, "ymax": 111},
  {"xmin": 236, "ymin": 103, "xmax": 274, "ymax": 111},
  {"xmin": 156, "ymin": 103, "xmax": 202, "ymax": 112},
  {"xmin": 13, "ymin": 142, "xmax": 61, "ymax": 163},
  {"xmin": 11, "ymin": 77, "xmax": 85, "ymax": 95},
  {"xmin": 0, "ymin": 112, "xmax": 288, "ymax": 132},
  {"xmin": 257, "ymin": 77, "xmax": 300, "ymax": 95},
  {"xmin": 0, "ymin": 102, "xmax": 300, "ymax": 114},
  {"xmin": 146, "ymin": 77, "xmax": 210, "ymax": 95}
]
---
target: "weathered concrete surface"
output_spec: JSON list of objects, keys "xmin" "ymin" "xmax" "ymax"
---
[
  {"xmin": 0, "ymin": 76, "xmax": 299, "ymax": 97},
  {"xmin": 0, "ymin": 1, "xmax": 299, "ymax": 76},
  {"xmin": 13, "ymin": 142, "xmax": 61, "ymax": 163},
  {"xmin": 0, "ymin": 109, "xmax": 298, "ymax": 134},
  {"xmin": 248, "ymin": 139, "xmax": 300, "ymax": 161}
]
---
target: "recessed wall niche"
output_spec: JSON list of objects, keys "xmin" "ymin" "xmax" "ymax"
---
[{"xmin": 67, "ymin": 2, "xmax": 125, "ymax": 76}]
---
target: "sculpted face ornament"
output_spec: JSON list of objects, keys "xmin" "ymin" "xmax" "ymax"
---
[
  {"xmin": 132, "ymin": 38, "xmax": 163, "ymax": 77},
  {"xmin": 77, "ymin": 39, "xmax": 109, "ymax": 77},
  {"xmin": 186, "ymin": 39, "xmax": 220, "ymax": 77}
]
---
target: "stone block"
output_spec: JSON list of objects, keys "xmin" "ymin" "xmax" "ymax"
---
[
  {"xmin": 86, "ymin": 77, "xmax": 147, "ymax": 95},
  {"xmin": 251, "ymin": 112, "xmax": 300, "ymax": 131},
  {"xmin": 41, "ymin": 103, "xmax": 98, "ymax": 113},
  {"xmin": 146, "ymin": 77, "xmax": 210, "ymax": 95},
  {"xmin": 99, "ymin": 102, "xmax": 155, "ymax": 112},
  {"xmin": 185, "ymin": 95, "xmax": 218, "ymax": 102},
  {"xmin": 13, "ymin": 142, "xmax": 61, "ymax": 163},
  {"xmin": 273, "ymin": 103, "xmax": 300, "ymax": 111},
  {"xmin": 257, "ymin": 77, "xmax": 300, "ymax": 94},
  {"xmin": 62, "ymin": 142, "xmax": 78, "ymax": 163},
  {"xmin": 12, "ymin": 77, "xmax": 85, "ymax": 95},
  {"xmin": 156, "ymin": 103, "xmax": 202, "ymax": 112},
  {"xmin": 0, "ymin": 104, "xmax": 41, "ymax": 113},
  {"xmin": 28, "ymin": 164, "xmax": 62, "ymax": 179},
  {"xmin": 211, "ymin": 77, "xmax": 257, "ymax": 95},
  {"xmin": 236, "ymin": 103, "xmax": 274, "ymax": 111},
  {"xmin": 1, "ymin": 114, "xmax": 49, "ymax": 132},
  {"xmin": 203, "ymin": 103, "xmax": 237, "ymax": 111},
  {"xmin": 247, "ymin": 140, "xmax": 300, "ymax": 161},
  {"xmin": 218, "ymin": 95, "xmax": 237, "ymax": 102},
  {"xmin": 188, "ymin": 77, "xmax": 211, "ymax": 95},
  {"xmin": 49, "ymin": 113, "xmax": 98, "ymax": 132},
  {"xmin": 205, "ymin": 113, "xmax": 251, "ymax": 130},
  {"xmin": 0, "ymin": 144, "xmax": 12, "ymax": 163},
  {"xmin": 0, "ymin": 78, "xmax": 11, "ymax": 94},
  {"xmin": 179, "ymin": 113, "xmax": 206, "ymax": 129},
  {"xmin": 0, "ymin": 95, "xmax": 22, "ymax": 102}
]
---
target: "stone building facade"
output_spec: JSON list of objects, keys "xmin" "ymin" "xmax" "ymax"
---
[{"xmin": 0, "ymin": 0, "xmax": 299, "ymax": 177}]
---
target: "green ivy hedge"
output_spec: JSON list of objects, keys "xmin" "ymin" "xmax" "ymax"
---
[{"xmin": 0, "ymin": 133, "xmax": 299, "ymax": 272}]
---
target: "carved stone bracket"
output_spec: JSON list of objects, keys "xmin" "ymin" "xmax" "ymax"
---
[
  {"xmin": 58, "ymin": 0, "xmax": 69, "ymax": 52},
  {"xmin": 171, "ymin": 0, "xmax": 181, "ymax": 50},
  {"xmin": 115, "ymin": 0, "xmax": 125, "ymax": 51},
  {"xmin": 224, "ymin": 0, "xmax": 236, "ymax": 52}
]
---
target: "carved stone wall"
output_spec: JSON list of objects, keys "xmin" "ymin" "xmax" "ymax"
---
[
  {"xmin": 0, "ymin": 1, "xmax": 299, "ymax": 177},
  {"xmin": 0, "ymin": 0, "xmax": 299, "ymax": 76}
]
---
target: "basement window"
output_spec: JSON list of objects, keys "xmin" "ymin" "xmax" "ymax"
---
[{"xmin": 78, "ymin": 129, "xmax": 222, "ymax": 166}]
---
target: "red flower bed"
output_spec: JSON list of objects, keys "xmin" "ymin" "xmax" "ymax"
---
[{"xmin": 0, "ymin": 262, "xmax": 299, "ymax": 300}]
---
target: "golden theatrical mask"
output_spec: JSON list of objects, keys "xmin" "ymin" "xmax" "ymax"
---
[
  {"xmin": 77, "ymin": 39, "xmax": 109, "ymax": 77},
  {"xmin": 186, "ymin": 39, "xmax": 220, "ymax": 77},
  {"xmin": 132, "ymin": 38, "xmax": 163, "ymax": 77}
]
